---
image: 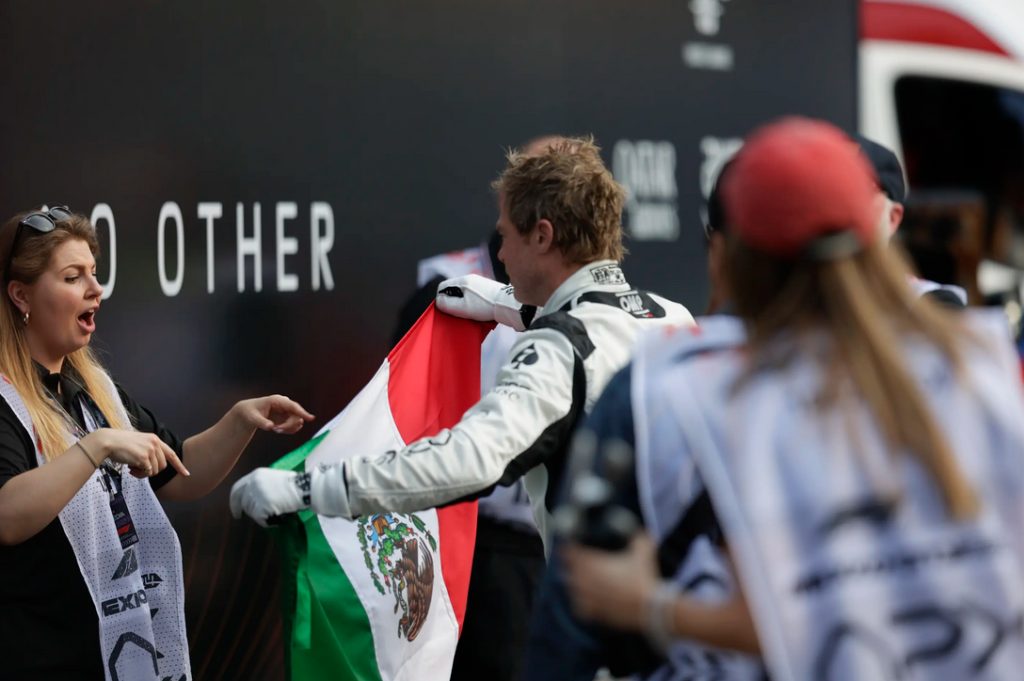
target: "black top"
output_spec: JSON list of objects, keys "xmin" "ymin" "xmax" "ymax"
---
[{"xmin": 0, "ymin": 363, "xmax": 184, "ymax": 681}]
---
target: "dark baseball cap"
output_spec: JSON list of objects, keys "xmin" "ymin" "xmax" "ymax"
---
[
  {"xmin": 852, "ymin": 133, "xmax": 906, "ymax": 203},
  {"xmin": 704, "ymin": 157, "xmax": 736, "ymax": 236},
  {"xmin": 722, "ymin": 117, "xmax": 879, "ymax": 258}
]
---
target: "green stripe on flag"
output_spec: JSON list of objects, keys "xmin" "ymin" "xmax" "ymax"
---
[
  {"xmin": 269, "ymin": 434, "xmax": 384, "ymax": 681},
  {"xmin": 270, "ymin": 432, "xmax": 326, "ymax": 473}
]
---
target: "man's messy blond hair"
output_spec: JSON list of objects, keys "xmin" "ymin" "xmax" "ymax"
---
[{"xmin": 493, "ymin": 136, "xmax": 627, "ymax": 264}]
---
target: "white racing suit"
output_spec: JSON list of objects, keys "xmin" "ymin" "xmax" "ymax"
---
[{"xmin": 312, "ymin": 259, "xmax": 694, "ymax": 547}]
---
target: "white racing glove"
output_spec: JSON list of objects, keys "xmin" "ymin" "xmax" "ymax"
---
[
  {"xmin": 230, "ymin": 464, "xmax": 353, "ymax": 526},
  {"xmin": 435, "ymin": 274, "xmax": 537, "ymax": 331}
]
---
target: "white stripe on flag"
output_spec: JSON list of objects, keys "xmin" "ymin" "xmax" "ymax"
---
[{"xmin": 306, "ymin": 359, "xmax": 461, "ymax": 681}]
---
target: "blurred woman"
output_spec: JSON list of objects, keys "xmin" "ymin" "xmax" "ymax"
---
[
  {"xmin": 557, "ymin": 118, "xmax": 1024, "ymax": 680},
  {"xmin": 0, "ymin": 207, "xmax": 314, "ymax": 681}
]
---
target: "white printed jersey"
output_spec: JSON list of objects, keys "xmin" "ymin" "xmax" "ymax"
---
[
  {"xmin": 417, "ymin": 245, "xmax": 536, "ymax": 531},
  {"xmin": 634, "ymin": 311, "xmax": 1024, "ymax": 681},
  {"xmin": 341, "ymin": 260, "xmax": 695, "ymax": 548}
]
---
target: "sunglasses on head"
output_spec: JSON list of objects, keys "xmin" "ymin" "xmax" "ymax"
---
[{"xmin": 4, "ymin": 205, "xmax": 73, "ymax": 284}]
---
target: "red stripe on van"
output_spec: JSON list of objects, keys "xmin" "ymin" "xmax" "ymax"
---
[{"xmin": 862, "ymin": 1, "xmax": 1010, "ymax": 57}]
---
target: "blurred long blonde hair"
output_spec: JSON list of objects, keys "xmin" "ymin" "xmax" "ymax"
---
[
  {"xmin": 0, "ymin": 211, "xmax": 129, "ymax": 461},
  {"xmin": 727, "ymin": 237, "xmax": 979, "ymax": 519}
]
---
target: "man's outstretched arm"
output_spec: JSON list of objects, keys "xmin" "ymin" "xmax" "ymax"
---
[{"xmin": 231, "ymin": 328, "xmax": 579, "ymax": 525}]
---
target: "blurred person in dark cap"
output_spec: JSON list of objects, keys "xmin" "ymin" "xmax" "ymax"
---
[
  {"xmin": 702, "ymin": 134, "xmax": 967, "ymax": 313},
  {"xmin": 545, "ymin": 117, "xmax": 1024, "ymax": 681},
  {"xmin": 854, "ymin": 133, "xmax": 906, "ymax": 238},
  {"xmin": 701, "ymin": 155, "xmax": 736, "ymax": 316},
  {"xmin": 855, "ymin": 133, "xmax": 968, "ymax": 306}
]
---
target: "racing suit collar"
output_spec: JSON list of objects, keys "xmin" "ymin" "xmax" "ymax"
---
[{"xmin": 538, "ymin": 260, "xmax": 630, "ymax": 317}]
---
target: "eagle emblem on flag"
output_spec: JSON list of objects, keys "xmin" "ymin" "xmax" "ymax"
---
[{"xmin": 357, "ymin": 513, "xmax": 438, "ymax": 641}]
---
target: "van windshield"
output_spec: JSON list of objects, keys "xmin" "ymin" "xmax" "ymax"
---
[{"xmin": 895, "ymin": 76, "xmax": 1024, "ymax": 303}]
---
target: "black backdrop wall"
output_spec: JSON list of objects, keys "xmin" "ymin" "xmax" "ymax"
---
[{"xmin": 0, "ymin": 2, "xmax": 857, "ymax": 678}]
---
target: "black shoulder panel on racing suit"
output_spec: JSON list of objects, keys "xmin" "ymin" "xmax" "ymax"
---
[
  {"xmin": 561, "ymin": 290, "xmax": 667, "ymax": 319},
  {"xmin": 530, "ymin": 311, "xmax": 596, "ymax": 359}
]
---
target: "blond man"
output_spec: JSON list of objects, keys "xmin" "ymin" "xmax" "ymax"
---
[{"xmin": 231, "ymin": 137, "xmax": 694, "ymax": 549}]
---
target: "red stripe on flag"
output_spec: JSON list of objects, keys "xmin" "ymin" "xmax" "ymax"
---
[{"xmin": 387, "ymin": 304, "xmax": 494, "ymax": 632}]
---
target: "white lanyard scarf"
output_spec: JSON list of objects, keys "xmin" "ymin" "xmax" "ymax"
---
[
  {"xmin": 0, "ymin": 371, "xmax": 190, "ymax": 681},
  {"xmin": 635, "ymin": 312, "xmax": 1024, "ymax": 681}
]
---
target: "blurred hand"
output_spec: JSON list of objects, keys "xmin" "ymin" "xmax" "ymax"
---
[
  {"xmin": 561, "ymin": 532, "xmax": 660, "ymax": 632},
  {"xmin": 233, "ymin": 395, "xmax": 315, "ymax": 435},
  {"xmin": 86, "ymin": 429, "xmax": 190, "ymax": 480}
]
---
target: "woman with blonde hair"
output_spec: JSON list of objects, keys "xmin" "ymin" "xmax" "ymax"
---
[
  {"xmin": 0, "ymin": 206, "xmax": 314, "ymax": 680},
  {"xmin": 553, "ymin": 119, "xmax": 1024, "ymax": 681}
]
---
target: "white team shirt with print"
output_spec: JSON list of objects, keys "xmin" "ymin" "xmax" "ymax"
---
[{"xmin": 633, "ymin": 311, "xmax": 1024, "ymax": 681}]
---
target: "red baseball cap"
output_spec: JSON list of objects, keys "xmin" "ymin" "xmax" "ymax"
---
[{"xmin": 721, "ymin": 117, "xmax": 879, "ymax": 258}]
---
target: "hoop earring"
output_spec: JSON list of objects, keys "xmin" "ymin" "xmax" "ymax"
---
[{"xmin": 23, "ymin": 311, "xmax": 28, "ymax": 326}]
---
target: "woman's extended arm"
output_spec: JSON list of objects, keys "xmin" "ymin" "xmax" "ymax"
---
[
  {"xmin": 561, "ymin": 533, "xmax": 761, "ymax": 656},
  {"xmin": 157, "ymin": 395, "xmax": 313, "ymax": 503},
  {"xmin": 0, "ymin": 428, "xmax": 184, "ymax": 545}
]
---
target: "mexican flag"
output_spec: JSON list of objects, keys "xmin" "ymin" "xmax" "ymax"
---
[{"xmin": 270, "ymin": 305, "xmax": 490, "ymax": 681}]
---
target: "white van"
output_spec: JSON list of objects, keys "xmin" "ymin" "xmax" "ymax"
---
[{"xmin": 860, "ymin": 0, "xmax": 1024, "ymax": 318}]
